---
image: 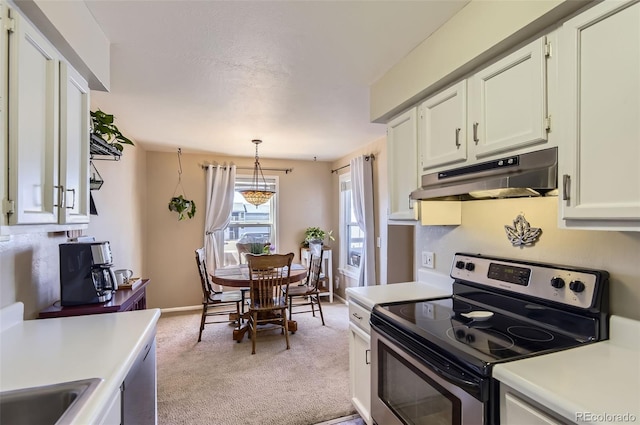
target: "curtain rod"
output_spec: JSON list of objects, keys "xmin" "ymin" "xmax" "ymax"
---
[
  {"xmin": 200, "ymin": 163, "xmax": 293, "ymax": 174},
  {"xmin": 330, "ymin": 154, "xmax": 375, "ymax": 174}
]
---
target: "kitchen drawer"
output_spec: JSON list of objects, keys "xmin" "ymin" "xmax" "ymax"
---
[{"xmin": 349, "ymin": 301, "xmax": 371, "ymax": 334}]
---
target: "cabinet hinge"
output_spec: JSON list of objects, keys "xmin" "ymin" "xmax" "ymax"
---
[
  {"xmin": 544, "ymin": 40, "xmax": 552, "ymax": 58},
  {"xmin": 545, "ymin": 115, "xmax": 551, "ymax": 131},
  {"xmin": 3, "ymin": 199, "xmax": 15, "ymax": 215},
  {"xmin": 4, "ymin": 15, "xmax": 15, "ymax": 33}
]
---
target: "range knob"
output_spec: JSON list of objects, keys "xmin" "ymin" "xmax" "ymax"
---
[
  {"xmin": 569, "ymin": 280, "xmax": 586, "ymax": 293},
  {"xmin": 550, "ymin": 277, "xmax": 565, "ymax": 289},
  {"xmin": 455, "ymin": 261, "xmax": 465, "ymax": 269},
  {"xmin": 465, "ymin": 262, "xmax": 475, "ymax": 271}
]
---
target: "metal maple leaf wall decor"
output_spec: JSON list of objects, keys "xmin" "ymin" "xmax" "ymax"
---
[{"xmin": 504, "ymin": 214, "xmax": 542, "ymax": 246}]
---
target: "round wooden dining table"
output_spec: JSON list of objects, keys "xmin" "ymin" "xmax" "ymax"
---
[
  {"xmin": 210, "ymin": 263, "xmax": 308, "ymax": 342},
  {"xmin": 210, "ymin": 263, "xmax": 308, "ymax": 288}
]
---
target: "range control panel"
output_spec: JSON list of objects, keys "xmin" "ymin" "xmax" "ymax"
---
[{"xmin": 450, "ymin": 253, "xmax": 606, "ymax": 310}]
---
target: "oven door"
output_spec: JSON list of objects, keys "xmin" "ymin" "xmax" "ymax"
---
[{"xmin": 371, "ymin": 324, "xmax": 486, "ymax": 425}]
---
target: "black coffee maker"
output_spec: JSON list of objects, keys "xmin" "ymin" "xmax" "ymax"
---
[{"xmin": 60, "ymin": 241, "xmax": 117, "ymax": 306}]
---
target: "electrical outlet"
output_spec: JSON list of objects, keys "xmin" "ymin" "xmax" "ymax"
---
[{"xmin": 422, "ymin": 251, "xmax": 435, "ymax": 269}]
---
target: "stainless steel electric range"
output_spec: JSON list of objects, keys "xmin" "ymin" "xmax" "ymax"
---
[{"xmin": 370, "ymin": 253, "xmax": 609, "ymax": 425}]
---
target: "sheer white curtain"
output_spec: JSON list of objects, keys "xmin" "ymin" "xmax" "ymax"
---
[
  {"xmin": 350, "ymin": 155, "xmax": 376, "ymax": 287},
  {"xmin": 204, "ymin": 164, "xmax": 236, "ymax": 291}
]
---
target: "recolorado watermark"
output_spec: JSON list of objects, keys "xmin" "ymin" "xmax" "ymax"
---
[{"xmin": 576, "ymin": 412, "xmax": 637, "ymax": 423}]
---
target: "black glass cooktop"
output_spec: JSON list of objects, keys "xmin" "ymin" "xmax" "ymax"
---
[{"xmin": 372, "ymin": 295, "xmax": 596, "ymax": 376}]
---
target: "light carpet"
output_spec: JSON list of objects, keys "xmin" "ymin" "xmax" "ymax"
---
[{"xmin": 156, "ymin": 302, "xmax": 356, "ymax": 425}]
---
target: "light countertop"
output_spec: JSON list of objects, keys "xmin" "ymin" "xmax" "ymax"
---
[
  {"xmin": 346, "ymin": 269, "xmax": 453, "ymax": 310},
  {"xmin": 0, "ymin": 303, "xmax": 161, "ymax": 424},
  {"xmin": 494, "ymin": 315, "xmax": 640, "ymax": 425}
]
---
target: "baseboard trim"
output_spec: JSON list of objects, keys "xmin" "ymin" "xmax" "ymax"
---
[{"xmin": 160, "ymin": 305, "xmax": 201, "ymax": 314}]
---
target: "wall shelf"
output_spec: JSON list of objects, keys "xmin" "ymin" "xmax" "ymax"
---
[{"xmin": 90, "ymin": 134, "xmax": 122, "ymax": 160}]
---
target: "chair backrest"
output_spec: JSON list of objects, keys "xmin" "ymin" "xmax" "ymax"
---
[
  {"xmin": 195, "ymin": 248, "xmax": 214, "ymax": 299},
  {"xmin": 246, "ymin": 253, "xmax": 294, "ymax": 308},
  {"xmin": 306, "ymin": 246, "xmax": 325, "ymax": 290}
]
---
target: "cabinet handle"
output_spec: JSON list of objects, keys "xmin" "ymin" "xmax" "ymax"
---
[
  {"xmin": 562, "ymin": 175, "xmax": 571, "ymax": 201},
  {"xmin": 408, "ymin": 194, "xmax": 413, "ymax": 210},
  {"xmin": 54, "ymin": 185, "xmax": 64, "ymax": 207},
  {"xmin": 365, "ymin": 349, "xmax": 371, "ymax": 365},
  {"xmin": 66, "ymin": 188, "xmax": 76, "ymax": 209},
  {"xmin": 455, "ymin": 128, "xmax": 461, "ymax": 148},
  {"xmin": 473, "ymin": 122, "xmax": 479, "ymax": 144},
  {"xmin": 352, "ymin": 312, "xmax": 362, "ymax": 321}
]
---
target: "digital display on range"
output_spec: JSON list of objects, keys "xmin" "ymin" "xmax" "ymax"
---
[{"xmin": 487, "ymin": 263, "xmax": 531, "ymax": 286}]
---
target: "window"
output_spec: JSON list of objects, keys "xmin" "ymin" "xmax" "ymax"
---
[
  {"xmin": 340, "ymin": 173, "xmax": 362, "ymax": 278},
  {"xmin": 222, "ymin": 175, "xmax": 278, "ymax": 266}
]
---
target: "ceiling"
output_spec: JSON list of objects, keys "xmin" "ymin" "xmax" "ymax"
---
[{"xmin": 86, "ymin": 1, "xmax": 469, "ymax": 161}]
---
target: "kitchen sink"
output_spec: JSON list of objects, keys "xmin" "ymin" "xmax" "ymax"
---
[{"xmin": 0, "ymin": 378, "xmax": 102, "ymax": 425}]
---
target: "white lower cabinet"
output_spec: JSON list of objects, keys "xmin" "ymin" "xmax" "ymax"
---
[
  {"xmin": 348, "ymin": 301, "xmax": 372, "ymax": 425},
  {"xmin": 97, "ymin": 388, "xmax": 122, "ymax": 425},
  {"xmin": 558, "ymin": 0, "xmax": 640, "ymax": 230},
  {"xmin": 500, "ymin": 384, "xmax": 570, "ymax": 425}
]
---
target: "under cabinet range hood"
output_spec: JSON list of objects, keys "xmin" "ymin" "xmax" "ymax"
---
[{"xmin": 411, "ymin": 147, "xmax": 558, "ymax": 201}]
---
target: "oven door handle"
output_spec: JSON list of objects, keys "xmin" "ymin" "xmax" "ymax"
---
[{"xmin": 424, "ymin": 360, "xmax": 479, "ymax": 393}]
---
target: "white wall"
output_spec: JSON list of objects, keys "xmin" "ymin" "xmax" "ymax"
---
[{"xmin": 416, "ymin": 196, "xmax": 640, "ymax": 320}]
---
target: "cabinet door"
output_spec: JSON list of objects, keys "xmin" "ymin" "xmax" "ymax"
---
[
  {"xmin": 59, "ymin": 62, "xmax": 90, "ymax": 224},
  {"xmin": 470, "ymin": 36, "xmax": 549, "ymax": 158},
  {"xmin": 502, "ymin": 393, "xmax": 564, "ymax": 425},
  {"xmin": 349, "ymin": 323, "xmax": 371, "ymax": 425},
  {"xmin": 418, "ymin": 80, "xmax": 467, "ymax": 170},
  {"xmin": 1, "ymin": 2, "xmax": 7, "ymax": 225},
  {"xmin": 387, "ymin": 108, "xmax": 418, "ymax": 220},
  {"xmin": 7, "ymin": 10, "xmax": 60, "ymax": 224},
  {"xmin": 558, "ymin": 0, "xmax": 640, "ymax": 224}
]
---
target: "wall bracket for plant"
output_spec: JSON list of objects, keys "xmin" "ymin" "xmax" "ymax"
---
[
  {"xmin": 168, "ymin": 148, "xmax": 196, "ymax": 220},
  {"xmin": 504, "ymin": 214, "xmax": 541, "ymax": 247}
]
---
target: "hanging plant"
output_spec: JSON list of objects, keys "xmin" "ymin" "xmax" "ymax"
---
[
  {"xmin": 168, "ymin": 148, "xmax": 196, "ymax": 220},
  {"xmin": 168, "ymin": 195, "xmax": 196, "ymax": 221},
  {"xmin": 90, "ymin": 109, "xmax": 135, "ymax": 152}
]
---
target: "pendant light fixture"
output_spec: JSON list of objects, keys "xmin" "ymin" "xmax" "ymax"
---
[{"xmin": 239, "ymin": 139, "xmax": 275, "ymax": 206}]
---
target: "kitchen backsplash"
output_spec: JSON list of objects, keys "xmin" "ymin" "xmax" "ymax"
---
[{"xmin": 416, "ymin": 196, "xmax": 640, "ymax": 320}]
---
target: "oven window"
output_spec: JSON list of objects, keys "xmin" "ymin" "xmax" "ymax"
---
[{"xmin": 379, "ymin": 345, "xmax": 462, "ymax": 425}]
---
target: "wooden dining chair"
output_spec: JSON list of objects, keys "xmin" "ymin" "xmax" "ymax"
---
[
  {"xmin": 195, "ymin": 248, "xmax": 243, "ymax": 342},
  {"xmin": 246, "ymin": 252, "xmax": 295, "ymax": 354},
  {"xmin": 283, "ymin": 245, "xmax": 325, "ymax": 326}
]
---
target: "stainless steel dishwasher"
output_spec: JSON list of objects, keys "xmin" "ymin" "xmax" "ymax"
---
[{"xmin": 122, "ymin": 333, "xmax": 157, "ymax": 425}]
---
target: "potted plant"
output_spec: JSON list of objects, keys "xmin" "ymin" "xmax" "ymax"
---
[
  {"xmin": 90, "ymin": 109, "xmax": 135, "ymax": 152},
  {"xmin": 301, "ymin": 227, "xmax": 334, "ymax": 248},
  {"xmin": 168, "ymin": 195, "xmax": 196, "ymax": 220}
]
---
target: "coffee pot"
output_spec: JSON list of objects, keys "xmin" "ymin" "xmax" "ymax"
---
[{"xmin": 59, "ymin": 241, "xmax": 117, "ymax": 306}]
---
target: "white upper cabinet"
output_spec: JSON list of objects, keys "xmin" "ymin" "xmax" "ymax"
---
[
  {"xmin": 558, "ymin": 0, "xmax": 640, "ymax": 230},
  {"xmin": 3, "ymin": 6, "xmax": 91, "ymax": 231},
  {"xmin": 418, "ymin": 80, "xmax": 467, "ymax": 170},
  {"xmin": 469, "ymin": 36, "xmax": 550, "ymax": 158},
  {"xmin": 7, "ymin": 9, "xmax": 60, "ymax": 225},
  {"xmin": 387, "ymin": 108, "xmax": 419, "ymax": 220},
  {"xmin": 59, "ymin": 62, "xmax": 90, "ymax": 224},
  {"xmin": 416, "ymin": 34, "xmax": 553, "ymax": 177}
]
